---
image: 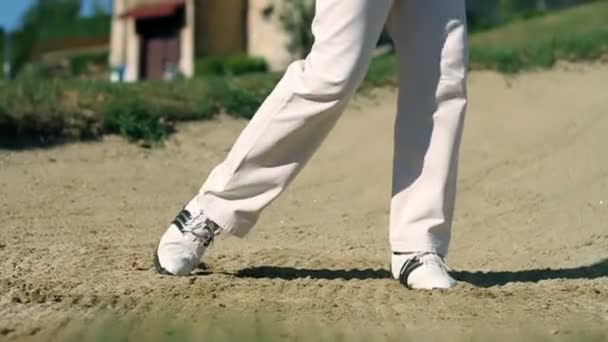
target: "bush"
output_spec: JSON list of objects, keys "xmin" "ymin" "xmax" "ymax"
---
[
  {"xmin": 102, "ymin": 98, "xmax": 168, "ymax": 143},
  {"xmin": 0, "ymin": 78, "xmax": 103, "ymax": 144},
  {"xmin": 120, "ymin": 80, "xmax": 219, "ymax": 121},
  {"xmin": 0, "ymin": 78, "xmax": 222, "ymax": 146},
  {"xmin": 280, "ymin": 0, "xmax": 316, "ymax": 58},
  {"xmin": 224, "ymin": 54, "xmax": 269, "ymax": 76},
  {"xmin": 221, "ymin": 85, "xmax": 264, "ymax": 119},
  {"xmin": 230, "ymin": 72, "xmax": 281, "ymax": 99},
  {"xmin": 363, "ymin": 53, "xmax": 398, "ymax": 90},
  {"xmin": 196, "ymin": 55, "xmax": 269, "ymax": 78},
  {"xmin": 69, "ymin": 52, "xmax": 109, "ymax": 76},
  {"xmin": 198, "ymin": 77, "xmax": 262, "ymax": 119},
  {"xmin": 195, "ymin": 57, "xmax": 225, "ymax": 76}
]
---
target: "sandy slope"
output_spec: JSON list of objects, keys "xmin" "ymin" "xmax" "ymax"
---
[{"xmin": 1, "ymin": 63, "xmax": 607, "ymax": 340}]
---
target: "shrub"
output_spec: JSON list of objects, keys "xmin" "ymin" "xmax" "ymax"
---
[
  {"xmin": 363, "ymin": 53, "xmax": 398, "ymax": 89},
  {"xmin": 206, "ymin": 77, "xmax": 264, "ymax": 119},
  {"xmin": 224, "ymin": 54, "xmax": 269, "ymax": 76},
  {"xmin": 122, "ymin": 80, "xmax": 219, "ymax": 121},
  {"xmin": 280, "ymin": 0, "xmax": 315, "ymax": 58},
  {"xmin": 195, "ymin": 57, "xmax": 225, "ymax": 76},
  {"xmin": 69, "ymin": 52, "xmax": 109, "ymax": 75},
  {"xmin": 196, "ymin": 55, "xmax": 269, "ymax": 77},
  {"xmin": 102, "ymin": 97, "xmax": 168, "ymax": 143},
  {"xmin": 0, "ymin": 78, "xmax": 224, "ymax": 146},
  {"xmin": 230, "ymin": 72, "xmax": 281, "ymax": 99},
  {"xmin": 0, "ymin": 79, "xmax": 101, "ymax": 143}
]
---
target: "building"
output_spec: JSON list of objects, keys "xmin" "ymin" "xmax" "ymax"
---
[{"xmin": 109, "ymin": 0, "xmax": 293, "ymax": 82}]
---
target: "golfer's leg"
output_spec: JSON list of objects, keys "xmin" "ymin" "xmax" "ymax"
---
[
  {"xmin": 388, "ymin": 0, "xmax": 468, "ymax": 257},
  {"xmin": 199, "ymin": 0, "xmax": 394, "ymax": 237}
]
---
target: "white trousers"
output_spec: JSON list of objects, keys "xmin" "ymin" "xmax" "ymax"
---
[{"xmin": 198, "ymin": 0, "xmax": 468, "ymax": 256}]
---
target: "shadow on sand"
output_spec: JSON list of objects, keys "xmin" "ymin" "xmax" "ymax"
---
[{"xmin": 230, "ymin": 258, "xmax": 608, "ymax": 288}]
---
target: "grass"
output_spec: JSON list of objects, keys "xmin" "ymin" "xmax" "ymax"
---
[
  {"xmin": 0, "ymin": 79, "xmax": 211, "ymax": 146},
  {"xmin": 469, "ymin": 1, "xmax": 608, "ymax": 73},
  {"xmin": 40, "ymin": 312, "xmax": 608, "ymax": 342},
  {"xmin": 0, "ymin": 64, "xmax": 391, "ymax": 147},
  {"xmin": 195, "ymin": 55, "xmax": 269, "ymax": 77},
  {"xmin": 1, "ymin": 2, "xmax": 607, "ymax": 146}
]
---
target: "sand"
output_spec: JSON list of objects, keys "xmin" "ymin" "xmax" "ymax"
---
[{"xmin": 1, "ymin": 63, "xmax": 607, "ymax": 340}]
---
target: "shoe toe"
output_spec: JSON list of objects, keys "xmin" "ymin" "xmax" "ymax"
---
[
  {"xmin": 153, "ymin": 247, "xmax": 174, "ymax": 275},
  {"xmin": 407, "ymin": 263, "xmax": 456, "ymax": 290},
  {"xmin": 155, "ymin": 226, "xmax": 197, "ymax": 276}
]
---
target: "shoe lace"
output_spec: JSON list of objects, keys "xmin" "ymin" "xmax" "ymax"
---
[
  {"xmin": 183, "ymin": 214, "xmax": 221, "ymax": 248},
  {"xmin": 418, "ymin": 252, "xmax": 452, "ymax": 271}
]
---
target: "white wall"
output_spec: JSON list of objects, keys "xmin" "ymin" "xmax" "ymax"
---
[{"xmin": 247, "ymin": 0, "xmax": 294, "ymax": 71}]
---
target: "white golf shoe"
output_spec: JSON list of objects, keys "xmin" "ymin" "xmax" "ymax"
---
[
  {"xmin": 391, "ymin": 252, "xmax": 456, "ymax": 290},
  {"xmin": 154, "ymin": 198, "xmax": 221, "ymax": 276}
]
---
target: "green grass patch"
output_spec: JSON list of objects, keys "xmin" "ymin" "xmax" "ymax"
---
[
  {"xmin": 362, "ymin": 53, "xmax": 398, "ymax": 90},
  {"xmin": 195, "ymin": 55, "xmax": 269, "ymax": 77},
  {"xmin": 469, "ymin": 1, "xmax": 608, "ymax": 73},
  {"xmin": 42, "ymin": 312, "xmax": 608, "ymax": 342},
  {"xmin": 0, "ymin": 79, "xmax": 221, "ymax": 146},
  {"xmin": 68, "ymin": 52, "xmax": 110, "ymax": 76},
  {"xmin": 102, "ymin": 98, "xmax": 169, "ymax": 143}
]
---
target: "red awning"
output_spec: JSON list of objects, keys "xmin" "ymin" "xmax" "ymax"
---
[{"xmin": 121, "ymin": 1, "xmax": 185, "ymax": 20}]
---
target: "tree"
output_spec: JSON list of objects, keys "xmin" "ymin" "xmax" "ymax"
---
[
  {"xmin": 279, "ymin": 0, "xmax": 315, "ymax": 59},
  {"xmin": 91, "ymin": 0, "xmax": 111, "ymax": 16},
  {"xmin": 10, "ymin": 0, "xmax": 82, "ymax": 76},
  {"xmin": 21, "ymin": 0, "xmax": 81, "ymax": 29},
  {"xmin": 499, "ymin": 0, "xmax": 543, "ymax": 19}
]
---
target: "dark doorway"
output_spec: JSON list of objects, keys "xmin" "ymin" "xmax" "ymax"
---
[{"xmin": 136, "ymin": 8, "xmax": 184, "ymax": 80}]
